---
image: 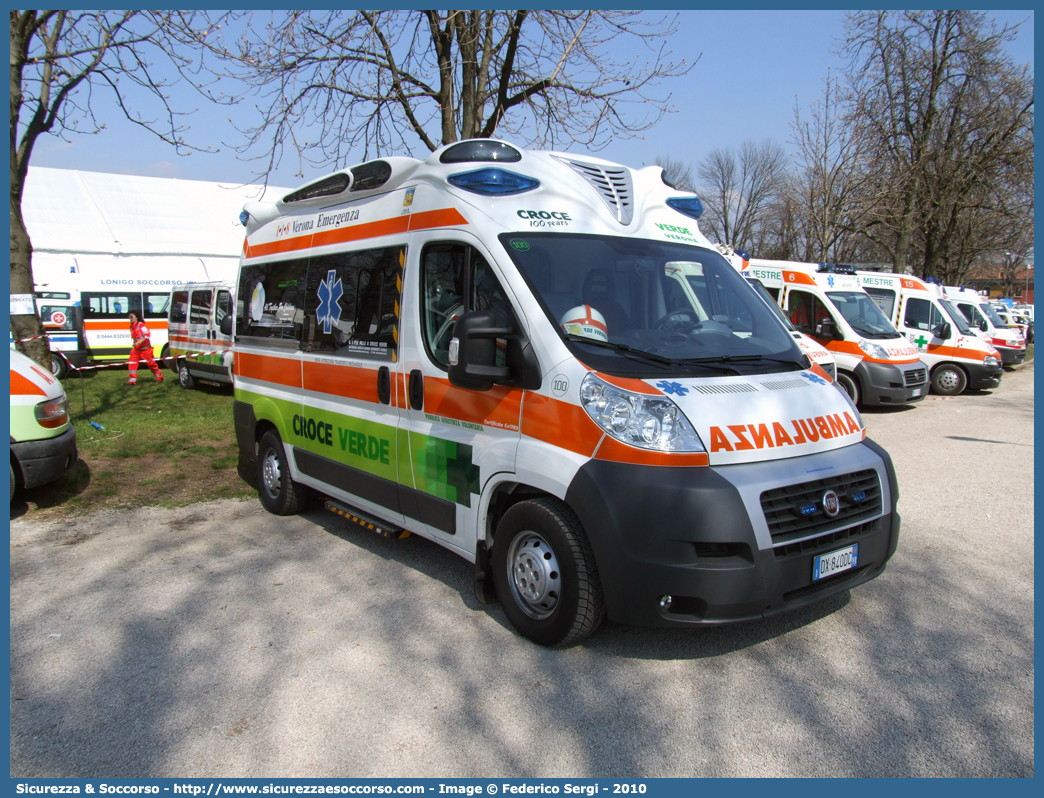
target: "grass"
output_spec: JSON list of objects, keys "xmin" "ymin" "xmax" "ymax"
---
[{"xmin": 12, "ymin": 366, "xmax": 257, "ymax": 520}]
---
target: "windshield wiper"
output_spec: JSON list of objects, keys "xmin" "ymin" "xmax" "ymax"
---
[
  {"xmin": 562, "ymin": 335, "xmax": 677, "ymax": 368},
  {"xmin": 675, "ymin": 354, "xmax": 806, "ymax": 375}
]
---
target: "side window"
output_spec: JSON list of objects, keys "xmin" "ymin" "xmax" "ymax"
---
[
  {"xmin": 237, "ymin": 257, "xmax": 309, "ymax": 342},
  {"xmin": 864, "ymin": 287, "xmax": 895, "ymax": 319},
  {"xmin": 145, "ymin": 293, "xmax": 170, "ymax": 316},
  {"xmin": 903, "ymin": 297, "xmax": 932, "ymax": 331},
  {"xmin": 788, "ymin": 290, "xmax": 833, "ymax": 336},
  {"xmin": 215, "ymin": 290, "xmax": 232, "ymax": 326},
  {"xmin": 421, "ymin": 243, "xmax": 514, "ymax": 367},
  {"xmin": 301, "ymin": 245, "xmax": 404, "ymax": 360},
  {"xmin": 39, "ymin": 305, "xmax": 75, "ymax": 331},
  {"xmin": 82, "ymin": 292, "xmax": 142, "ymax": 319},
  {"xmin": 170, "ymin": 291, "xmax": 189, "ymax": 324},
  {"xmin": 190, "ymin": 290, "xmax": 213, "ymax": 325}
]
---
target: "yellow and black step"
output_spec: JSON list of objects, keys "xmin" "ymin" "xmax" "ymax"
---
[{"xmin": 323, "ymin": 499, "xmax": 411, "ymax": 539}]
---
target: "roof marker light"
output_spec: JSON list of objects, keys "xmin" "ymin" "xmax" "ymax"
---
[
  {"xmin": 448, "ymin": 168, "xmax": 539, "ymax": 196},
  {"xmin": 667, "ymin": 196, "xmax": 704, "ymax": 220},
  {"xmin": 440, "ymin": 140, "xmax": 522, "ymax": 164},
  {"xmin": 239, "ymin": 211, "xmax": 250, "ymax": 227}
]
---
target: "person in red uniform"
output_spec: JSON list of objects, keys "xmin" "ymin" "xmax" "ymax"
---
[{"xmin": 127, "ymin": 311, "xmax": 164, "ymax": 385}]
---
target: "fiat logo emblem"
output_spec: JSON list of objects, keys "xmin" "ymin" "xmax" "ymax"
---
[{"xmin": 822, "ymin": 490, "xmax": 840, "ymax": 517}]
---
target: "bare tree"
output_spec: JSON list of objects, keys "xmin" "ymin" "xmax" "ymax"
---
[
  {"xmin": 695, "ymin": 139, "xmax": 787, "ymax": 252},
  {"xmin": 10, "ymin": 10, "xmax": 230, "ymax": 367},
  {"xmin": 218, "ymin": 10, "xmax": 692, "ymax": 176},
  {"xmin": 842, "ymin": 10, "xmax": 1033, "ymax": 277}
]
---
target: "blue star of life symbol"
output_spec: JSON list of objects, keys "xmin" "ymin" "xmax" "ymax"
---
[
  {"xmin": 800, "ymin": 370, "xmax": 828, "ymax": 385},
  {"xmin": 827, "ymin": 275, "xmax": 836, "ymax": 288},
  {"xmin": 316, "ymin": 269, "xmax": 343, "ymax": 334},
  {"xmin": 656, "ymin": 380, "xmax": 689, "ymax": 396}
]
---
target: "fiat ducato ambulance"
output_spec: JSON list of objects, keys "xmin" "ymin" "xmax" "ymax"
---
[
  {"xmin": 168, "ymin": 281, "xmax": 235, "ymax": 388},
  {"xmin": 231, "ymin": 140, "xmax": 901, "ymax": 646},
  {"xmin": 10, "ymin": 349, "xmax": 78, "ymax": 499},
  {"xmin": 737, "ymin": 260, "xmax": 927, "ymax": 407},
  {"xmin": 944, "ymin": 286, "xmax": 1025, "ymax": 366},
  {"xmin": 859, "ymin": 273, "xmax": 1003, "ymax": 395}
]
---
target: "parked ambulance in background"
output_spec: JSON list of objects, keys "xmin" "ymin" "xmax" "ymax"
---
[
  {"xmin": 230, "ymin": 139, "xmax": 902, "ymax": 647},
  {"xmin": 739, "ymin": 259, "xmax": 927, "ymax": 407},
  {"xmin": 944, "ymin": 286, "xmax": 1025, "ymax": 366},
  {"xmin": 167, "ymin": 281, "xmax": 235, "ymax": 389},
  {"xmin": 10, "ymin": 349, "xmax": 78, "ymax": 500},
  {"xmin": 859, "ymin": 272, "xmax": 1003, "ymax": 395}
]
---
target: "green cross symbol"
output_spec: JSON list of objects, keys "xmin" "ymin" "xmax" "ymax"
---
[{"xmin": 912, "ymin": 334, "xmax": 929, "ymax": 348}]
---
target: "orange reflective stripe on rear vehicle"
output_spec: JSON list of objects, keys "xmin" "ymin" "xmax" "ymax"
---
[
  {"xmin": 521, "ymin": 393, "xmax": 603, "ymax": 456},
  {"xmin": 234, "ymin": 352, "xmax": 302, "ymax": 388}
]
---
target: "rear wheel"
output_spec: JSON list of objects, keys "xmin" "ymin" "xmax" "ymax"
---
[
  {"xmin": 492, "ymin": 498, "xmax": 605, "ymax": 647},
  {"xmin": 836, "ymin": 371, "xmax": 861, "ymax": 406},
  {"xmin": 931, "ymin": 364, "xmax": 968, "ymax": 396},
  {"xmin": 50, "ymin": 353, "xmax": 67, "ymax": 380},
  {"xmin": 178, "ymin": 360, "xmax": 195, "ymax": 390},
  {"xmin": 257, "ymin": 429, "xmax": 308, "ymax": 515}
]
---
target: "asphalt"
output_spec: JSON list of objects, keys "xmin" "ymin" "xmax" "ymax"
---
[{"xmin": 9, "ymin": 363, "xmax": 1034, "ymax": 777}]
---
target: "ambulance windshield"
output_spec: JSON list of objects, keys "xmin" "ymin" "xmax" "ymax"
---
[
  {"xmin": 980, "ymin": 303, "xmax": 1006, "ymax": 327},
  {"xmin": 939, "ymin": 299, "xmax": 974, "ymax": 334},
  {"xmin": 500, "ymin": 233, "xmax": 802, "ymax": 376},
  {"xmin": 825, "ymin": 291, "xmax": 901, "ymax": 339}
]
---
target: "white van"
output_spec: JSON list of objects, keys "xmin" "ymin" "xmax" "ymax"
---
[
  {"xmin": 10, "ymin": 349, "xmax": 78, "ymax": 499},
  {"xmin": 739, "ymin": 260, "xmax": 927, "ymax": 407},
  {"xmin": 859, "ymin": 273, "xmax": 1003, "ymax": 395},
  {"xmin": 167, "ymin": 281, "xmax": 234, "ymax": 388},
  {"xmin": 944, "ymin": 286, "xmax": 1025, "ymax": 367},
  {"xmin": 230, "ymin": 140, "xmax": 901, "ymax": 646}
]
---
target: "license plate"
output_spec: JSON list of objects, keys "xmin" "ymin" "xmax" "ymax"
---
[
  {"xmin": 813, "ymin": 544, "xmax": 859, "ymax": 581},
  {"xmin": 911, "ymin": 388, "xmax": 922, "ymax": 396}
]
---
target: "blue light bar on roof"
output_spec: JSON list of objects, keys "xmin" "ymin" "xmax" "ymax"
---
[
  {"xmin": 448, "ymin": 168, "xmax": 539, "ymax": 196},
  {"xmin": 667, "ymin": 196, "xmax": 704, "ymax": 220}
]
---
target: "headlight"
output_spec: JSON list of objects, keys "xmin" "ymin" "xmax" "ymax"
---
[
  {"xmin": 983, "ymin": 356, "xmax": 1000, "ymax": 367},
  {"xmin": 35, "ymin": 394, "xmax": 69, "ymax": 429},
  {"xmin": 579, "ymin": 373, "xmax": 705, "ymax": 452},
  {"xmin": 858, "ymin": 340, "xmax": 889, "ymax": 359}
]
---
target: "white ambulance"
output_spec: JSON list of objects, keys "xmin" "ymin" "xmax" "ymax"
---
[
  {"xmin": 167, "ymin": 281, "xmax": 235, "ymax": 388},
  {"xmin": 944, "ymin": 286, "xmax": 1025, "ymax": 367},
  {"xmin": 737, "ymin": 260, "xmax": 927, "ymax": 407},
  {"xmin": 859, "ymin": 273, "xmax": 1003, "ymax": 395},
  {"xmin": 231, "ymin": 140, "xmax": 901, "ymax": 646}
]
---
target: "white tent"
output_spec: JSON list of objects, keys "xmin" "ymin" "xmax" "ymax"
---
[{"xmin": 22, "ymin": 166, "xmax": 291, "ymax": 292}]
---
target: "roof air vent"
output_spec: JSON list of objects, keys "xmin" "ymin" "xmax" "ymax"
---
[
  {"xmin": 283, "ymin": 173, "xmax": 350, "ymax": 204},
  {"xmin": 554, "ymin": 156, "xmax": 634, "ymax": 225}
]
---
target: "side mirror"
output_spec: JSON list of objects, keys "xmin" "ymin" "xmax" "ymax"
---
[
  {"xmin": 934, "ymin": 322, "xmax": 952, "ymax": 340},
  {"xmin": 219, "ymin": 315, "xmax": 233, "ymax": 336},
  {"xmin": 447, "ymin": 311, "xmax": 514, "ymax": 391},
  {"xmin": 980, "ymin": 320, "xmax": 989, "ymax": 333},
  {"xmin": 815, "ymin": 318, "xmax": 841, "ymax": 340}
]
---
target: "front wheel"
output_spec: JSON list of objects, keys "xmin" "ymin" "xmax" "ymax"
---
[
  {"xmin": 931, "ymin": 364, "xmax": 967, "ymax": 396},
  {"xmin": 836, "ymin": 371, "xmax": 861, "ymax": 407},
  {"xmin": 257, "ymin": 429, "xmax": 308, "ymax": 515},
  {"xmin": 178, "ymin": 360, "xmax": 195, "ymax": 390},
  {"xmin": 492, "ymin": 498, "xmax": 605, "ymax": 647},
  {"xmin": 50, "ymin": 353, "xmax": 67, "ymax": 380}
]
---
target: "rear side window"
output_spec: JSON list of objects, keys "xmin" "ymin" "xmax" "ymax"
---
[
  {"xmin": 145, "ymin": 293, "xmax": 170, "ymax": 316},
  {"xmin": 170, "ymin": 291, "xmax": 189, "ymax": 324},
  {"xmin": 190, "ymin": 289, "xmax": 213, "ymax": 325},
  {"xmin": 238, "ymin": 258, "xmax": 309, "ymax": 342},
  {"xmin": 82, "ymin": 292, "xmax": 142, "ymax": 319},
  {"xmin": 301, "ymin": 245, "xmax": 405, "ymax": 360},
  {"xmin": 39, "ymin": 305, "xmax": 75, "ymax": 331}
]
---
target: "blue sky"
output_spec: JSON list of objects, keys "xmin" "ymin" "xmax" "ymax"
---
[{"xmin": 27, "ymin": 9, "xmax": 1035, "ymax": 190}]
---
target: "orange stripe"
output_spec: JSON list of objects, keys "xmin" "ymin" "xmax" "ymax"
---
[
  {"xmin": 595, "ymin": 372, "xmax": 663, "ymax": 395},
  {"xmin": 425, "ymin": 376, "xmax": 522, "ymax": 429},
  {"xmin": 521, "ymin": 393, "xmax": 602, "ymax": 456},
  {"xmin": 170, "ymin": 334, "xmax": 220, "ymax": 347},
  {"xmin": 84, "ymin": 321, "xmax": 133, "ymax": 331},
  {"xmin": 809, "ymin": 362, "xmax": 833, "ymax": 383},
  {"xmin": 10, "ymin": 370, "xmax": 46, "ymax": 397},
  {"xmin": 302, "ymin": 361, "xmax": 379, "ymax": 403},
  {"xmin": 827, "ymin": 339, "xmax": 921, "ymax": 364},
  {"xmin": 235, "ymin": 352, "xmax": 302, "ymax": 388},
  {"xmin": 926, "ymin": 344, "xmax": 987, "ymax": 361},
  {"xmin": 594, "ymin": 436, "xmax": 709, "ymax": 467},
  {"xmin": 395, "ymin": 372, "xmax": 408, "ymax": 409},
  {"xmin": 784, "ymin": 270, "xmax": 817, "ymax": 286},
  {"xmin": 244, "ymin": 207, "xmax": 469, "ymax": 260}
]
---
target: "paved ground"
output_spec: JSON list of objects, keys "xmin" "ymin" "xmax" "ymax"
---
[{"xmin": 9, "ymin": 365, "xmax": 1034, "ymax": 778}]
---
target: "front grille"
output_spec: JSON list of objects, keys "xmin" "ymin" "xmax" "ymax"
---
[
  {"xmin": 904, "ymin": 367, "xmax": 927, "ymax": 386},
  {"xmin": 760, "ymin": 469, "xmax": 882, "ymax": 545},
  {"xmin": 773, "ymin": 519, "xmax": 877, "ymax": 559},
  {"xmin": 783, "ymin": 564, "xmax": 872, "ymax": 602}
]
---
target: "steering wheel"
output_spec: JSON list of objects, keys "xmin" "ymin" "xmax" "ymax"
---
[{"xmin": 652, "ymin": 309, "xmax": 700, "ymax": 332}]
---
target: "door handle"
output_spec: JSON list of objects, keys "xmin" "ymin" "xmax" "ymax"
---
[
  {"xmin": 409, "ymin": 369, "xmax": 424, "ymax": 411},
  {"xmin": 377, "ymin": 366, "xmax": 391, "ymax": 405}
]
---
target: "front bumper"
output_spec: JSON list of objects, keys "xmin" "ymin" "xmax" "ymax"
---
[
  {"xmin": 564, "ymin": 439, "xmax": 900, "ymax": 627},
  {"xmin": 965, "ymin": 361, "xmax": 1004, "ymax": 390},
  {"xmin": 995, "ymin": 346, "xmax": 1026, "ymax": 366},
  {"xmin": 855, "ymin": 360, "xmax": 928, "ymax": 405},
  {"xmin": 11, "ymin": 425, "xmax": 78, "ymax": 490}
]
